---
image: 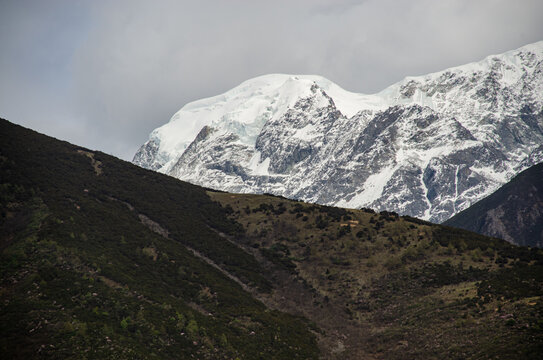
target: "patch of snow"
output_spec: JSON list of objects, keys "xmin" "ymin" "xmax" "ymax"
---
[
  {"xmin": 470, "ymin": 165, "xmax": 509, "ymax": 184},
  {"xmin": 420, "ymin": 169, "xmax": 433, "ymax": 220},
  {"xmin": 293, "ymin": 124, "xmax": 318, "ymax": 140},
  {"xmin": 337, "ymin": 165, "xmax": 396, "ymax": 208},
  {"xmin": 246, "ymin": 152, "xmax": 271, "ymax": 176},
  {"xmin": 453, "ymin": 165, "xmax": 460, "ymax": 213}
]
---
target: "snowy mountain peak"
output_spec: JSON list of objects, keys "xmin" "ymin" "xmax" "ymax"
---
[
  {"xmin": 134, "ymin": 41, "xmax": 543, "ymax": 223},
  {"xmin": 135, "ymin": 74, "xmax": 349, "ymax": 173}
]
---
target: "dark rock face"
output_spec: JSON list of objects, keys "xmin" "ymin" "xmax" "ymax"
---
[
  {"xmin": 444, "ymin": 163, "xmax": 543, "ymax": 248},
  {"xmin": 134, "ymin": 43, "xmax": 543, "ymax": 223}
]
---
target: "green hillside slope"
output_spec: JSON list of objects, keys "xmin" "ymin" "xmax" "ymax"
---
[
  {"xmin": 209, "ymin": 193, "xmax": 543, "ymax": 358},
  {"xmin": 1, "ymin": 118, "xmax": 542, "ymax": 359}
]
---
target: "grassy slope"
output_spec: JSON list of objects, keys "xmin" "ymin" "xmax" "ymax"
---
[
  {"xmin": 210, "ymin": 192, "xmax": 543, "ymax": 359},
  {"xmin": 0, "ymin": 119, "xmax": 318, "ymax": 359}
]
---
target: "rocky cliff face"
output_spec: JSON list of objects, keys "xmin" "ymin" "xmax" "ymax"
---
[{"xmin": 134, "ymin": 42, "xmax": 543, "ymax": 223}]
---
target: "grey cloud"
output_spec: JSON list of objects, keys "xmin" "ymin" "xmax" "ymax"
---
[{"xmin": 1, "ymin": 0, "xmax": 542, "ymax": 160}]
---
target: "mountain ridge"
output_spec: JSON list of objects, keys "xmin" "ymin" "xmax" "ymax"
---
[
  {"xmin": 444, "ymin": 162, "xmax": 543, "ymax": 247},
  {"xmin": 134, "ymin": 41, "xmax": 543, "ymax": 223}
]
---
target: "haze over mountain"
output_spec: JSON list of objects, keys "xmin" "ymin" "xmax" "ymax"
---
[{"xmin": 134, "ymin": 41, "xmax": 543, "ymax": 223}]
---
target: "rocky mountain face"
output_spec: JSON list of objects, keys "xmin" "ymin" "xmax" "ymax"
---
[
  {"xmin": 444, "ymin": 163, "xmax": 543, "ymax": 247},
  {"xmin": 134, "ymin": 42, "xmax": 543, "ymax": 223}
]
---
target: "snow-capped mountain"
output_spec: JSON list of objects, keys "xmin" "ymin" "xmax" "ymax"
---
[{"xmin": 134, "ymin": 41, "xmax": 543, "ymax": 223}]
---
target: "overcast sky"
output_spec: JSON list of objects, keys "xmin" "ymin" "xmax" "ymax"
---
[{"xmin": 1, "ymin": 0, "xmax": 542, "ymax": 160}]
